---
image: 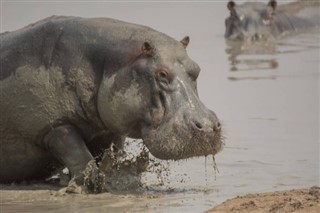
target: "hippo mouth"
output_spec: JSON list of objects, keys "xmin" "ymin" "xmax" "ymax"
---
[{"xmin": 141, "ymin": 110, "xmax": 223, "ymax": 160}]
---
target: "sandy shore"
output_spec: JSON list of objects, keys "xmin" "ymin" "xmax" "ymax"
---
[
  {"xmin": 205, "ymin": 187, "xmax": 320, "ymax": 213},
  {"xmin": 1, "ymin": 185, "xmax": 319, "ymax": 213}
]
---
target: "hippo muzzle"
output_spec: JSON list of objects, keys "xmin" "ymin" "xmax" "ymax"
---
[{"xmin": 142, "ymin": 108, "xmax": 222, "ymax": 160}]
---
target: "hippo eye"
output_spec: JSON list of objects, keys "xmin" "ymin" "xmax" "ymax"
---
[
  {"xmin": 157, "ymin": 68, "xmax": 170, "ymax": 82},
  {"xmin": 159, "ymin": 71, "xmax": 168, "ymax": 79}
]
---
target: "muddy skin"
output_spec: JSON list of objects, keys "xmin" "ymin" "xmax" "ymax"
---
[
  {"xmin": 225, "ymin": 0, "xmax": 320, "ymax": 41},
  {"xmin": 0, "ymin": 16, "xmax": 222, "ymax": 183}
]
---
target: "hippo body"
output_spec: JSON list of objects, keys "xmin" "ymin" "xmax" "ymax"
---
[
  {"xmin": 0, "ymin": 16, "xmax": 222, "ymax": 182},
  {"xmin": 225, "ymin": 0, "xmax": 320, "ymax": 40}
]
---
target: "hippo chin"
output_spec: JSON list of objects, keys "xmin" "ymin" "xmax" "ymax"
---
[
  {"xmin": 225, "ymin": 0, "xmax": 320, "ymax": 41},
  {"xmin": 0, "ymin": 16, "xmax": 222, "ymax": 182}
]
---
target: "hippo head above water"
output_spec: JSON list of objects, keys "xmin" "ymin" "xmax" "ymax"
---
[
  {"xmin": 225, "ymin": 0, "xmax": 278, "ymax": 40},
  {"xmin": 225, "ymin": 0, "xmax": 320, "ymax": 41},
  {"xmin": 98, "ymin": 36, "xmax": 222, "ymax": 160}
]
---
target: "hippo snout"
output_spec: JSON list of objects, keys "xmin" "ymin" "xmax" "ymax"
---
[
  {"xmin": 189, "ymin": 109, "xmax": 221, "ymax": 132},
  {"xmin": 214, "ymin": 121, "xmax": 221, "ymax": 132},
  {"xmin": 141, "ymin": 109, "xmax": 223, "ymax": 160},
  {"xmin": 190, "ymin": 117, "xmax": 221, "ymax": 134},
  {"xmin": 191, "ymin": 119, "xmax": 221, "ymax": 133}
]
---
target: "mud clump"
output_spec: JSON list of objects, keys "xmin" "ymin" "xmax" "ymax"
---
[
  {"xmin": 99, "ymin": 147, "xmax": 149, "ymax": 193},
  {"xmin": 65, "ymin": 160, "xmax": 105, "ymax": 194},
  {"xmin": 65, "ymin": 147, "xmax": 149, "ymax": 194}
]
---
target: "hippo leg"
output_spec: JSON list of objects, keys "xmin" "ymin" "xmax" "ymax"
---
[{"xmin": 43, "ymin": 124, "xmax": 93, "ymax": 176}]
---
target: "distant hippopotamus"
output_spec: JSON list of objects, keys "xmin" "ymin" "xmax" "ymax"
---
[
  {"xmin": 0, "ymin": 16, "xmax": 222, "ymax": 182},
  {"xmin": 225, "ymin": 0, "xmax": 320, "ymax": 40}
]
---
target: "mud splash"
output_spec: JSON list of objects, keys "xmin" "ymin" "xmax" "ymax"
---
[
  {"xmin": 64, "ymin": 146, "xmax": 150, "ymax": 194},
  {"xmin": 99, "ymin": 146, "xmax": 149, "ymax": 193},
  {"xmin": 60, "ymin": 140, "xmax": 219, "ymax": 195}
]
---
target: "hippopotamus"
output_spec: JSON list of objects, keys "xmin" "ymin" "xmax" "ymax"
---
[
  {"xmin": 225, "ymin": 0, "xmax": 320, "ymax": 40},
  {"xmin": 0, "ymin": 16, "xmax": 222, "ymax": 182}
]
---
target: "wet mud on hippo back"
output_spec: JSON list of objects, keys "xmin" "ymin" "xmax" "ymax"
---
[
  {"xmin": 0, "ymin": 16, "xmax": 222, "ymax": 182},
  {"xmin": 224, "ymin": 0, "xmax": 320, "ymax": 41}
]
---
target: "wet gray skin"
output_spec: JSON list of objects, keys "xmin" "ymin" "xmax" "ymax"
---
[
  {"xmin": 0, "ymin": 16, "xmax": 222, "ymax": 182},
  {"xmin": 224, "ymin": 0, "xmax": 320, "ymax": 41}
]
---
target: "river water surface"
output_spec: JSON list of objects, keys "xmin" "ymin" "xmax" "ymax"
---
[{"xmin": 1, "ymin": 1, "xmax": 319, "ymax": 213}]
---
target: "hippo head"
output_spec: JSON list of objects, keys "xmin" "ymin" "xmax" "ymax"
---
[
  {"xmin": 97, "ymin": 36, "xmax": 222, "ymax": 160},
  {"xmin": 225, "ymin": 0, "xmax": 277, "ymax": 40}
]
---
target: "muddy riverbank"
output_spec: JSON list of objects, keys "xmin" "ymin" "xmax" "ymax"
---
[{"xmin": 206, "ymin": 187, "xmax": 320, "ymax": 213}]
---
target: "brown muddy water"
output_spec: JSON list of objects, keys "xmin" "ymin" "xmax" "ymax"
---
[{"xmin": 1, "ymin": 1, "xmax": 319, "ymax": 213}]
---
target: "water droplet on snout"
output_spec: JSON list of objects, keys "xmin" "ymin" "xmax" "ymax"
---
[
  {"xmin": 212, "ymin": 155, "xmax": 219, "ymax": 181},
  {"xmin": 205, "ymin": 156, "xmax": 208, "ymax": 185}
]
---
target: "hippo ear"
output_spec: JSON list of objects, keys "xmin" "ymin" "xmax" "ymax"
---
[
  {"xmin": 227, "ymin": 1, "xmax": 237, "ymax": 17},
  {"xmin": 266, "ymin": 0, "xmax": 277, "ymax": 25},
  {"xmin": 227, "ymin": 1, "xmax": 236, "ymax": 11},
  {"xmin": 268, "ymin": 0, "xmax": 277, "ymax": 11},
  {"xmin": 141, "ymin": 41, "xmax": 155, "ymax": 56},
  {"xmin": 180, "ymin": 36, "xmax": 190, "ymax": 48}
]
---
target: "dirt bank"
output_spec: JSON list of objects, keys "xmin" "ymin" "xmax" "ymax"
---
[{"xmin": 206, "ymin": 187, "xmax": 320, "ymax": 213}]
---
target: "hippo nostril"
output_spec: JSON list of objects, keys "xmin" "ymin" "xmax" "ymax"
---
[
  {"xmin": 191, "ymin": 120, "xmax": 203, "ymax": 130},
  {"xmin": 214, "ymin": 121, "xmax": 221, "ymax": 132},
  {"xmin": 195, "ymin": 122, "xmax": 203, "ymax": 129}
]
